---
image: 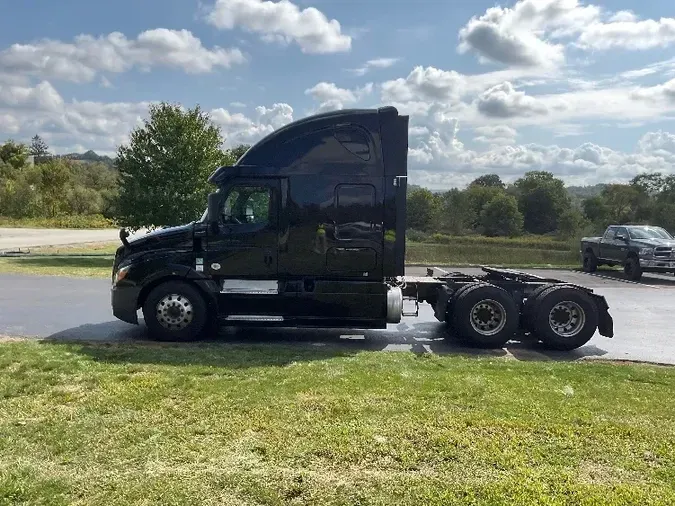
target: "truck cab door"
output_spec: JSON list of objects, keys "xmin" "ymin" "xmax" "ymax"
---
[
  {"xmin": 598, "ymin": 226, "xmax": 616, "ymax": 260},
  {"xmin": 204, "ymin": 178, "xmax": 280, "ymax": 282},
  {"xmin": 610, "ymin": 226, "xmax": 630, "ymax": 262}
]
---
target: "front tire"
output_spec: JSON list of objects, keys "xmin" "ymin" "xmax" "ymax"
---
[
  {"xmin": 530, "ymin": 286, "xmax": 598, "ymax": 351},
  {"xmin": 450, "ymin": 283, "xmax": 518, "ymax": 348},
  {"xmin": 624, "ymin": 256, "xmax": 642, "ymax": 281},
  {"xmin": 142, "ymin": 280, "xmax": 208, "ymax": 342}
]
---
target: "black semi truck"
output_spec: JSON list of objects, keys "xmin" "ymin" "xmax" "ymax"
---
[{"xmin": 111, "ymin": 106, "xmax": 613, "ymax": 351}]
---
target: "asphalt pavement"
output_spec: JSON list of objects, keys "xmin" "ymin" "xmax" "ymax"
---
[{"xmin": 1, "ymin": 267, "xmax": 673, "ymax": 364}]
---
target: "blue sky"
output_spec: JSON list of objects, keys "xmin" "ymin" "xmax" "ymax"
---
[{"xmin": 1, "ymin": 0, "xmax": 675, "ymax": 189}]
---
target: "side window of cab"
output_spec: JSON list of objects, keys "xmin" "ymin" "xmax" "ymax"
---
[
  {"xmin": 334, "ymin": 126, "xmax": 371, "ymax": 161},
  {"xmin": 220, "ymin": 185, "xmax": 271, "ymax": 226}
]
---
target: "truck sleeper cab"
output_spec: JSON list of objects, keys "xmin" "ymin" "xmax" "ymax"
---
[{"xmin": 111, "ymin": 106, "xmax": 614, "ymax": 351}]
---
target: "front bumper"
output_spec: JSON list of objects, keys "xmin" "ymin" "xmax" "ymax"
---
[
  {"xmin": 639, "ymin": 258, "xmax": 675, "ymax": 270},
  {"xmin": 111, "ymin": 283, "xmax": 141, "ymax": 324}
]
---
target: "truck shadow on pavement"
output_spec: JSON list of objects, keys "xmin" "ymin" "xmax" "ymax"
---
[{"xmin": 43, "ymin": 318, "xmax": 609, "ymax": 368}]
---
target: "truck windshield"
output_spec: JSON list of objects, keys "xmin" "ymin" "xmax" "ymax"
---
[{"xmin": 628, "ymin": 227, "xmax": 673, "ymax": 239}]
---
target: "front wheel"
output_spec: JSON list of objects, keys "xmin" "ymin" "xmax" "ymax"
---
[
  {"xmin": 531, "ymin": 286, "xmax": 599, "ymax": 351},
  {"xmin": 142, "ymin": 280, "xmax": 209, "ymax": 341},
  {"xmin": 624, "ymin": 257, "xmax": 643, "ymax": 281}
]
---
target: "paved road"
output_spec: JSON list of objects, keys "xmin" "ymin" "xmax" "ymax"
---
[
  {"xmin": 0, "ymin": 227, "xmax": 148, "ymax": 250},
  {"xmin": 1, "ymin": 268, "xmax": 673, "ymax": 364}
]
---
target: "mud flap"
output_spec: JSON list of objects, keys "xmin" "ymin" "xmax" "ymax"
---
[
  {"xmin": 433, "ymin": 285, "xmax": 453, "ymax": 323},
  {"xmin": 591, "ymin": 293, "xmax": 614, "ymax": 338}
]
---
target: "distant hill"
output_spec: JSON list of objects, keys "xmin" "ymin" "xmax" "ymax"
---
[
  {"xmin": 567, "ymin": 184, "xmax": 606, "ymax": 199},
  {"xmin": 53, "ymin": 150, "xmax": 115, "ymax": 168}
]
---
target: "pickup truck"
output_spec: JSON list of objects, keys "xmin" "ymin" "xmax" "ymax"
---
[{"xmin": 581, "ymin": 225, "xmax": 675, "ymax": 280}]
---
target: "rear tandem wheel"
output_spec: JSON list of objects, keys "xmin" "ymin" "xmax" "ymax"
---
[
  {"xmin": 446, "ymin": 282, "xmax": 519, "ymax": 348},
  {"xmin": 525, "ymin": 285, "xmax": 599, "ymax": 351}
]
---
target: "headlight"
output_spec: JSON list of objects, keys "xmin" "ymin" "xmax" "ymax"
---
[
  {"xmin": 114, "ymin": 265, "xmax": 131, "ymax": 284},
  {"xmin": 639, "ymin": 247, "xmax": 654, "ymax": 256}
]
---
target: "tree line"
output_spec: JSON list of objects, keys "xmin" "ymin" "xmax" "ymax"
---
[
  {"xmin": 406, "ymin": 171, "xmax": 675, "ymax": 240},
  {"xmin": 2, "ymin": 100, "xmax": 675, "ymax": 238}
]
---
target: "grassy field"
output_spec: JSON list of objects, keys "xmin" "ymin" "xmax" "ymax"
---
[
  {"xmin": 0, "ymin": 242, "xmax": 117, "ymax": 278},
  {"xmin": 0, "ymin": 235, "xmax": 584, "ymax": 279},
  {"xmin": 406, "ymin": 242, "xmax": 579, "ymax": 267},
  {"xmin": 1, "ymin": 339, "xmax": 674, "ymax": 505}
]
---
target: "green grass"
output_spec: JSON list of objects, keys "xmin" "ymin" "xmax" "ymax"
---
[
  {"xmin": 0, "ymin": 242, "xmax": 117, "ymax": 278},
  {"xmin": 1, "ymin": 340, "xmax": 674, "ymax": 505},
  {"xmin": 0, "ymin": 214, "xmax": 116, "ymax": 229},
  {"xmin": 406, "ymin": 242, "xmax": 580, "ymax": 267}
]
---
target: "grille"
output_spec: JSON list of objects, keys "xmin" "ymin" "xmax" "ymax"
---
[{"xmin": 654, "ymin": 247, "xmax": 673, "ymax": 258}]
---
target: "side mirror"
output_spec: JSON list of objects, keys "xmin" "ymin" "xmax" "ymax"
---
[{"xmin": 207, "ymin": 192, "xmax": 220, "ymax": 231}]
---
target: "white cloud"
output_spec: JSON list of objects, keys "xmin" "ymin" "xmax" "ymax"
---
[
  {"xmin": 409, "ymin": 129, "xmax": 675, "ymax": 190},
  {"xmin": 205, "ymin": 0, "xmax": 351, "ymax": 54},
  {"xmin": 0, "ymin": 113, "xmax": 19, "ymax": 134},
  {"xmin": 0, "ymin": 79, "xmax": 298, "ymax": 155},
  {"xmin": 630, "ymin": 78, "xmax": 675, "ymax": 103},
  {"xmin": 473, "ymin": 125, "xmax": 517, "ymax": 145},
  {"xmin": 0, "ymin": 29, "xmax": 245, "ymax": 83},
  {"xmin": 457, "ymin": 0, "xmax": 599, "ymax": 67},
  {"xmin": 347, "ymin": 57, "xmax": 400, "ymax": 76},
  {"xmin": 476, "ymin": 81, "xmax": 548, "ymax": 118},
  {"xmin": 229, "ymin": 101, "xmax": 246, "ymax": 108},
  {"xmin": 457, "ymin": 0, "xmax": 675, "ymax": 70},
  {"xmin": 576, "ymin": 16, "xmax": 675, "ymax": 51},
  {"xmin": 0, "ymin": 81, "xmax": 64, "ymax": 111},
  {"xmin": 305, "ymin": 81, "xmax": 373, "ymax": 112},
  {"xmin": 377, "ymin": 64, "xmax": 675, "ymax": 137},
  {"xmin": 211, "ymin": 102, "xmax": 294, "ymax": 146},
  {"xmin": 638, "ymin": 131, "xmax": 675, "ymax": 161},
  {"xmin": 379, "ymin": 65, "xmax": 558, "ymax": 115}
]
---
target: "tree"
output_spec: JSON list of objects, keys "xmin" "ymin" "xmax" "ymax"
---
[
  {"xmin": 226, "ymin": 144, "xmax": 251, "ymax": 163},
  {"xmin": 29, "ymin": 134, "xmax": 50, "ymax": 161},
  {"xmin": 0, "ymin": 140, "xmax": 29, "ymax": 171},
  {"xmin": 630, "ymin": 172, "xmax": 665, "ymax": 196},
  {"xmin": 513, "ymin": 171, "xmax": 571, "ymax": 234},
  {"xmin": 39, "ymin": 159, "xmax": 72, "ymax": 217},
  {"xmin": 465, "ymin": 184, "xmax": 504, "ymax": 229},
  {"xmin": 438, "ymin": 188, "xmax": 472, "ymax": 235},
  {"xmin": 601, "ymin": 184, "xmax": 642, "ymax": 224},
  {"xmin": 479, "ymin": 193, "xmax": 523, "ymax": 237},
  {"xmin": 114, "ymin": 102, "xmax": 229, "ymax": 229},
  {"xmin": 582, "ymin": 195, "xmax": 609, "ymax": 225},
  {"xmin": 557, "ymin": 208, "xmax": 586, "ymax": 238},
  {"xmin": 469, "ymin": 174, "xmax": 505, "ymax": 189},
  {"xmin": 406, "ymin": 187, "xmax": 440, "ymax": 231}
]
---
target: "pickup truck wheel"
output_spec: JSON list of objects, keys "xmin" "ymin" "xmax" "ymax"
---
[
  {"xmin": 451, "ymin": 284, "xmax": 518, "ymax": 348},
  {"xmin": 142, "ymin": 281, "xmax": 208, "ymax": 342},
  {"xmin": 582, "ymin": 251, "xmax": 598, "ymax": 273},
  {"xmin": 624, "ymin": 257, "xmax": 643, "ymax": 281},
  {"xmin": 531, "ymin": 286, "xmax": 598, "ymax": 351}
]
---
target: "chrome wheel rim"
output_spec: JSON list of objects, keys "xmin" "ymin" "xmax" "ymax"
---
[
  {"xmin": 156, "ymin": 293, "xmax": 194, "ymax": 330},
  {"xmin": 548, "ymin": 301, "xmax": 585, "ymax": 337},
  {"xmin": 470, "ymin": 299, "xmax": 507, "ymax": 336}
]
